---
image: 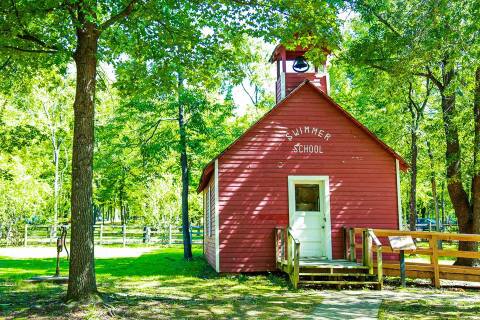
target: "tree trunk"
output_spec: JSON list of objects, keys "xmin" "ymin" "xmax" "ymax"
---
[
  {"xmin": 178, "ymin": 79, "xmax": 192, "ymax": 260},
  {"xmin": 441, "ymin": 182, "xmax": 445, "ymax": 225},
  {"xmin": 67, "ymin": 23, "xmax": 99, "ymax": 300},
  {"xmin": 440, "ymin": 86, "xmax": 476, "ymax": 266},
  {"xmin": 427, "ymin": 141, "xmax": 440, "ymax": 231},
  {"xmin": 472, "ymin": 65, "xmax": 480, "ymax": 249},
  {"xmin": 53, "ymin": 145, "xmax": 60, "ymax": 235},
  {"xmin": 409, "ymin": 128, "xmax": 418, "ymax": 231}
]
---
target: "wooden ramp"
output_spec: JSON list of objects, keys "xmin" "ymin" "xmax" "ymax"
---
[{"xmin": 279, "ymin": 257, "xmax": 382, "ymax": 289}]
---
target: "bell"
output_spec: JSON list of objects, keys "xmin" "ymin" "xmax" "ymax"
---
[{"xmin": 293, "ymin": 56, "xmax": 309, "ymax": 73}]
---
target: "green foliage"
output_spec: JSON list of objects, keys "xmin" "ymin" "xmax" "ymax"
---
[{"xmin": 2, "ymin": 0, "xmax": 474, "ymax": 234}]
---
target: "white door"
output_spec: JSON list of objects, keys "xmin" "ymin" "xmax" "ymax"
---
[{"xmin": 288, "ymin": 177, "xmax": 331, "ymax": 259}]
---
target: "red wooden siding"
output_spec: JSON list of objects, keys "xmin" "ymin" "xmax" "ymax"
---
[
  {"xmin": 203, "ymin": 176, "xmax": 216, "ymax": 270},
  {"xmin": 276, "ymin": 73, "xmax": 327, "ymax": 103},
  {"xmin": 217, "ymin": 84, "xmax": 399, "ymax": 273},
  {"xmin": 285, "ymin": 73, "xmax": 327, "ymax": 97}
]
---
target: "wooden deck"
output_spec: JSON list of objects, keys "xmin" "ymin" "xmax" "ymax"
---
[{"xmin": 298, "ymin": 258, "xmax": 368, "ymax": 269}]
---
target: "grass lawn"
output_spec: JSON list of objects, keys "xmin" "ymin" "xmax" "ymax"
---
[
  {"xmin": 378, "ymin": 297, "xmax": 480, "ymax": 320},
  {"xmin": 0, "ymin": 246, "xmax": 323, "ymax": 319}
]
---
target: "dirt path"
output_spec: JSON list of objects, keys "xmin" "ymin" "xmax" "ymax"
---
[{"xmin": 312, "ymin": 289, "xmax": 480, "ymax": 319}]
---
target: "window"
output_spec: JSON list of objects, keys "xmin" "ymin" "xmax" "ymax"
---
[{"xmin": 295, "ymin": 184, "xmax": 320, "ymax": 211}]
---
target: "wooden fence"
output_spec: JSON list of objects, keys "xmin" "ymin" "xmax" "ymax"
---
[
  {"xmin": 415, "ymin": 222, "xmax": 458, "ymax": 232},
  {"xmin": 18, "ymin": 224, "xmax": 203, "ymax": 247},
  {"xmin": 345, "ymin": 227, "xmax": 480, "ymax": 288}
]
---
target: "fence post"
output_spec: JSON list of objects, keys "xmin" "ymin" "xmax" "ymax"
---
[
  {"xmin": 99, "ymin": 224, "xmax": 103, "ymax": 245},
  {"xmin": 24, "ymin": 224, "xmax": 28, "ymax": 247},
  {"xmin": 429, "ymin": 235, "xmax": 440, "ymax": 288},
  {"xmin": 349, "ymin": 228, "xmax": 356, "ymax": 262},
  {"xmin": 143, "ymin": 226, "xmax": 151, "ymax": 244},
  {"xmin": 362, "ymin": 229, "xmax": 373, "ymax": 274},
  {"xmin": 169, "ymin": 224, "xmax": 172, "ymax": 245},
  {"xmin": 49, "ymin": 225, "xmax": 54, "ymax": 245},
  {"xmin": 189, "ymin": 225, "xmax": 193, "ymax": 243},
  {"xmin": 122, "ymin": 224, "xmax": 127, "ymax": 247}
]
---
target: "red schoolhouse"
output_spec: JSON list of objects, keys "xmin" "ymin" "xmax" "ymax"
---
[{"xmin": 198, "ymin": 45, "xmax": 407, "ymax": 273}]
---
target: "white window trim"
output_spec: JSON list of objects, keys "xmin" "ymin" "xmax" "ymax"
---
[
  {"xmin": 287, "ymin": 175, "xmax": 332, "ymax": 259},
  {"xmin": 396, "ymin": 159, "xmax": 403, "ymax": 230},
  {"xmin": 214, "ymin": 159, "xmax": 220, "ymax": 272}
]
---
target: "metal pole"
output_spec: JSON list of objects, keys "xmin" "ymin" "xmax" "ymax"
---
[{"xmin": 400, "ymin": 250, "xmax": 406, "ymax": 287}]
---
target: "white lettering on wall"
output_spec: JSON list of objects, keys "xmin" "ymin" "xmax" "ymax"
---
[
  {"xmin": 285, "ymin": 126, "xmax": 332, "ymax": 141},
  {"xmin": 293, "ymin": 143, "xmax": 323, "ymax": 154},
  {"xmin": 285, "ymin": 125, "xmax": 332, "ymax": 154}
]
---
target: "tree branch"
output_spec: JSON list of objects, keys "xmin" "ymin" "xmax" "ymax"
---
[
  {"xmin": 0, "ymin": 56, "xmax": 11, "ymax": 70},
  {"xmin": 99, "ymin": 0, "xmax": 140, "ymax": 32},
  {"xmin": 16, "ymin": 33, "xmax": 60, "ymax": 52},
  {"xmin": 353, "ymin": 0, "xmax": 402, "ymax": 37},
  {"xmin": 142, "ymin": 117, "xmax": 178, "ymax": 145},
  {"xmin": 0, "ymin": 45, "xmax": 58, "ymax": 54},
  {"xmin": 240, "ymin": 82, "xmax": 257, "ymax": 106}
]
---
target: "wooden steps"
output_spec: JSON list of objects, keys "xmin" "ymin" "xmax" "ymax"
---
[{"xmin": 280, "ymin": 258, "xmax": 382, "ymax": 289}]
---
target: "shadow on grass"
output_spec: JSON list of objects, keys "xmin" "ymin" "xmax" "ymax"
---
[
  {"xmin": 0, "ymin": 247, "xmax": 319, "ymax": 319},
  {"xmin": 379, "ymin": 299, "xmax": 480, "ymax": 320}
]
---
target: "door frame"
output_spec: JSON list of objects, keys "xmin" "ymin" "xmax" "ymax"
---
[{"xmin": 287, "ymin": 175, "xmax": 332, "ymax": 259}]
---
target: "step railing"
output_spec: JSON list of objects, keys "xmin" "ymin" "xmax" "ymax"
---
[
  {"xmin": 344, "ymin": 227, "xmax": 383, "ymax": 288},
  {"xmin": 274, "ymin": 226, "xmax": 287, "ymax": 267},
  {"xmin": 274, "ymin": 226, "xmax": 300, "ymax": 288}
]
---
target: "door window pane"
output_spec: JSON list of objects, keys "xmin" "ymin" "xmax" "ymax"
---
[{"xmin": 295, "ymin": 184, "xmax": 319, "ymax": 211}]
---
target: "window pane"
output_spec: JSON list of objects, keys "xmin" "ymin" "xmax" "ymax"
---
[{"xmin": 295, "ymin": 184, "xmax": 319, "ymax": 211}]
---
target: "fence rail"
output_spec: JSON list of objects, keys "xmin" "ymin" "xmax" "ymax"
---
[
  {"xmin": 415, "ymin": 222, "xmax": 458, "ymax": 232},
  {"xmin": 346, "ymin": 227, "xmax": 480, "ymax": 288},
  {"xmin": 13, "ymin": 224, "xmax": 203, "ymax": 247}
]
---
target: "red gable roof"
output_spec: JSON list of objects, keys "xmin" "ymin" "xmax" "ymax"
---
[{"xmin": 197, "ymin": 80, "xmax": 408, "ymax": 192}]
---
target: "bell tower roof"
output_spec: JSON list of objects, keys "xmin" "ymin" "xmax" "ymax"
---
[{"xmin": 269, "ymin": 44, "xmax": 309, "ymax": 63}]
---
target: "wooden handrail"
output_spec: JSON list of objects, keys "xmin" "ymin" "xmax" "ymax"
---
[
  {"xmin": 347, "ymin": 227, "xmax": 480, "ymax": 288},
  {"xmin": 274, "ymin": 226, "xmax": 287, "ymax": 266},
  {"xmin": 274, "ymin": 226, "xmax": 300, "ymax": 288},
  {"xmin": 287, "ymin": 227, "xmax": 300, "ymax": 289},
  {"xmin": 353, "ymin": 227, "xmax": 480, "ymax": 242},
  {"xmin": 368, "ymin": 229, "xmax": 383, "ymax": 289}
]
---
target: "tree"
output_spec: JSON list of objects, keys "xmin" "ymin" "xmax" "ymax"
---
[
  {"xmin": 112, "ymin": 0, "xmax": 344, "ymax": 259},
  {"xmin": 406, "ymin": 79, "xmax": 432, "ymax": 231},
  {"xmin": 347, "ymin": 0, "xmax": 480, "ymax": 265},
  {"xmin": 0, "ymin": 0, "xmax": 145, "ymax": 300},
  {"xmin": 31, "ymin": 70, "xmax": 73, "ymax": 233}
]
